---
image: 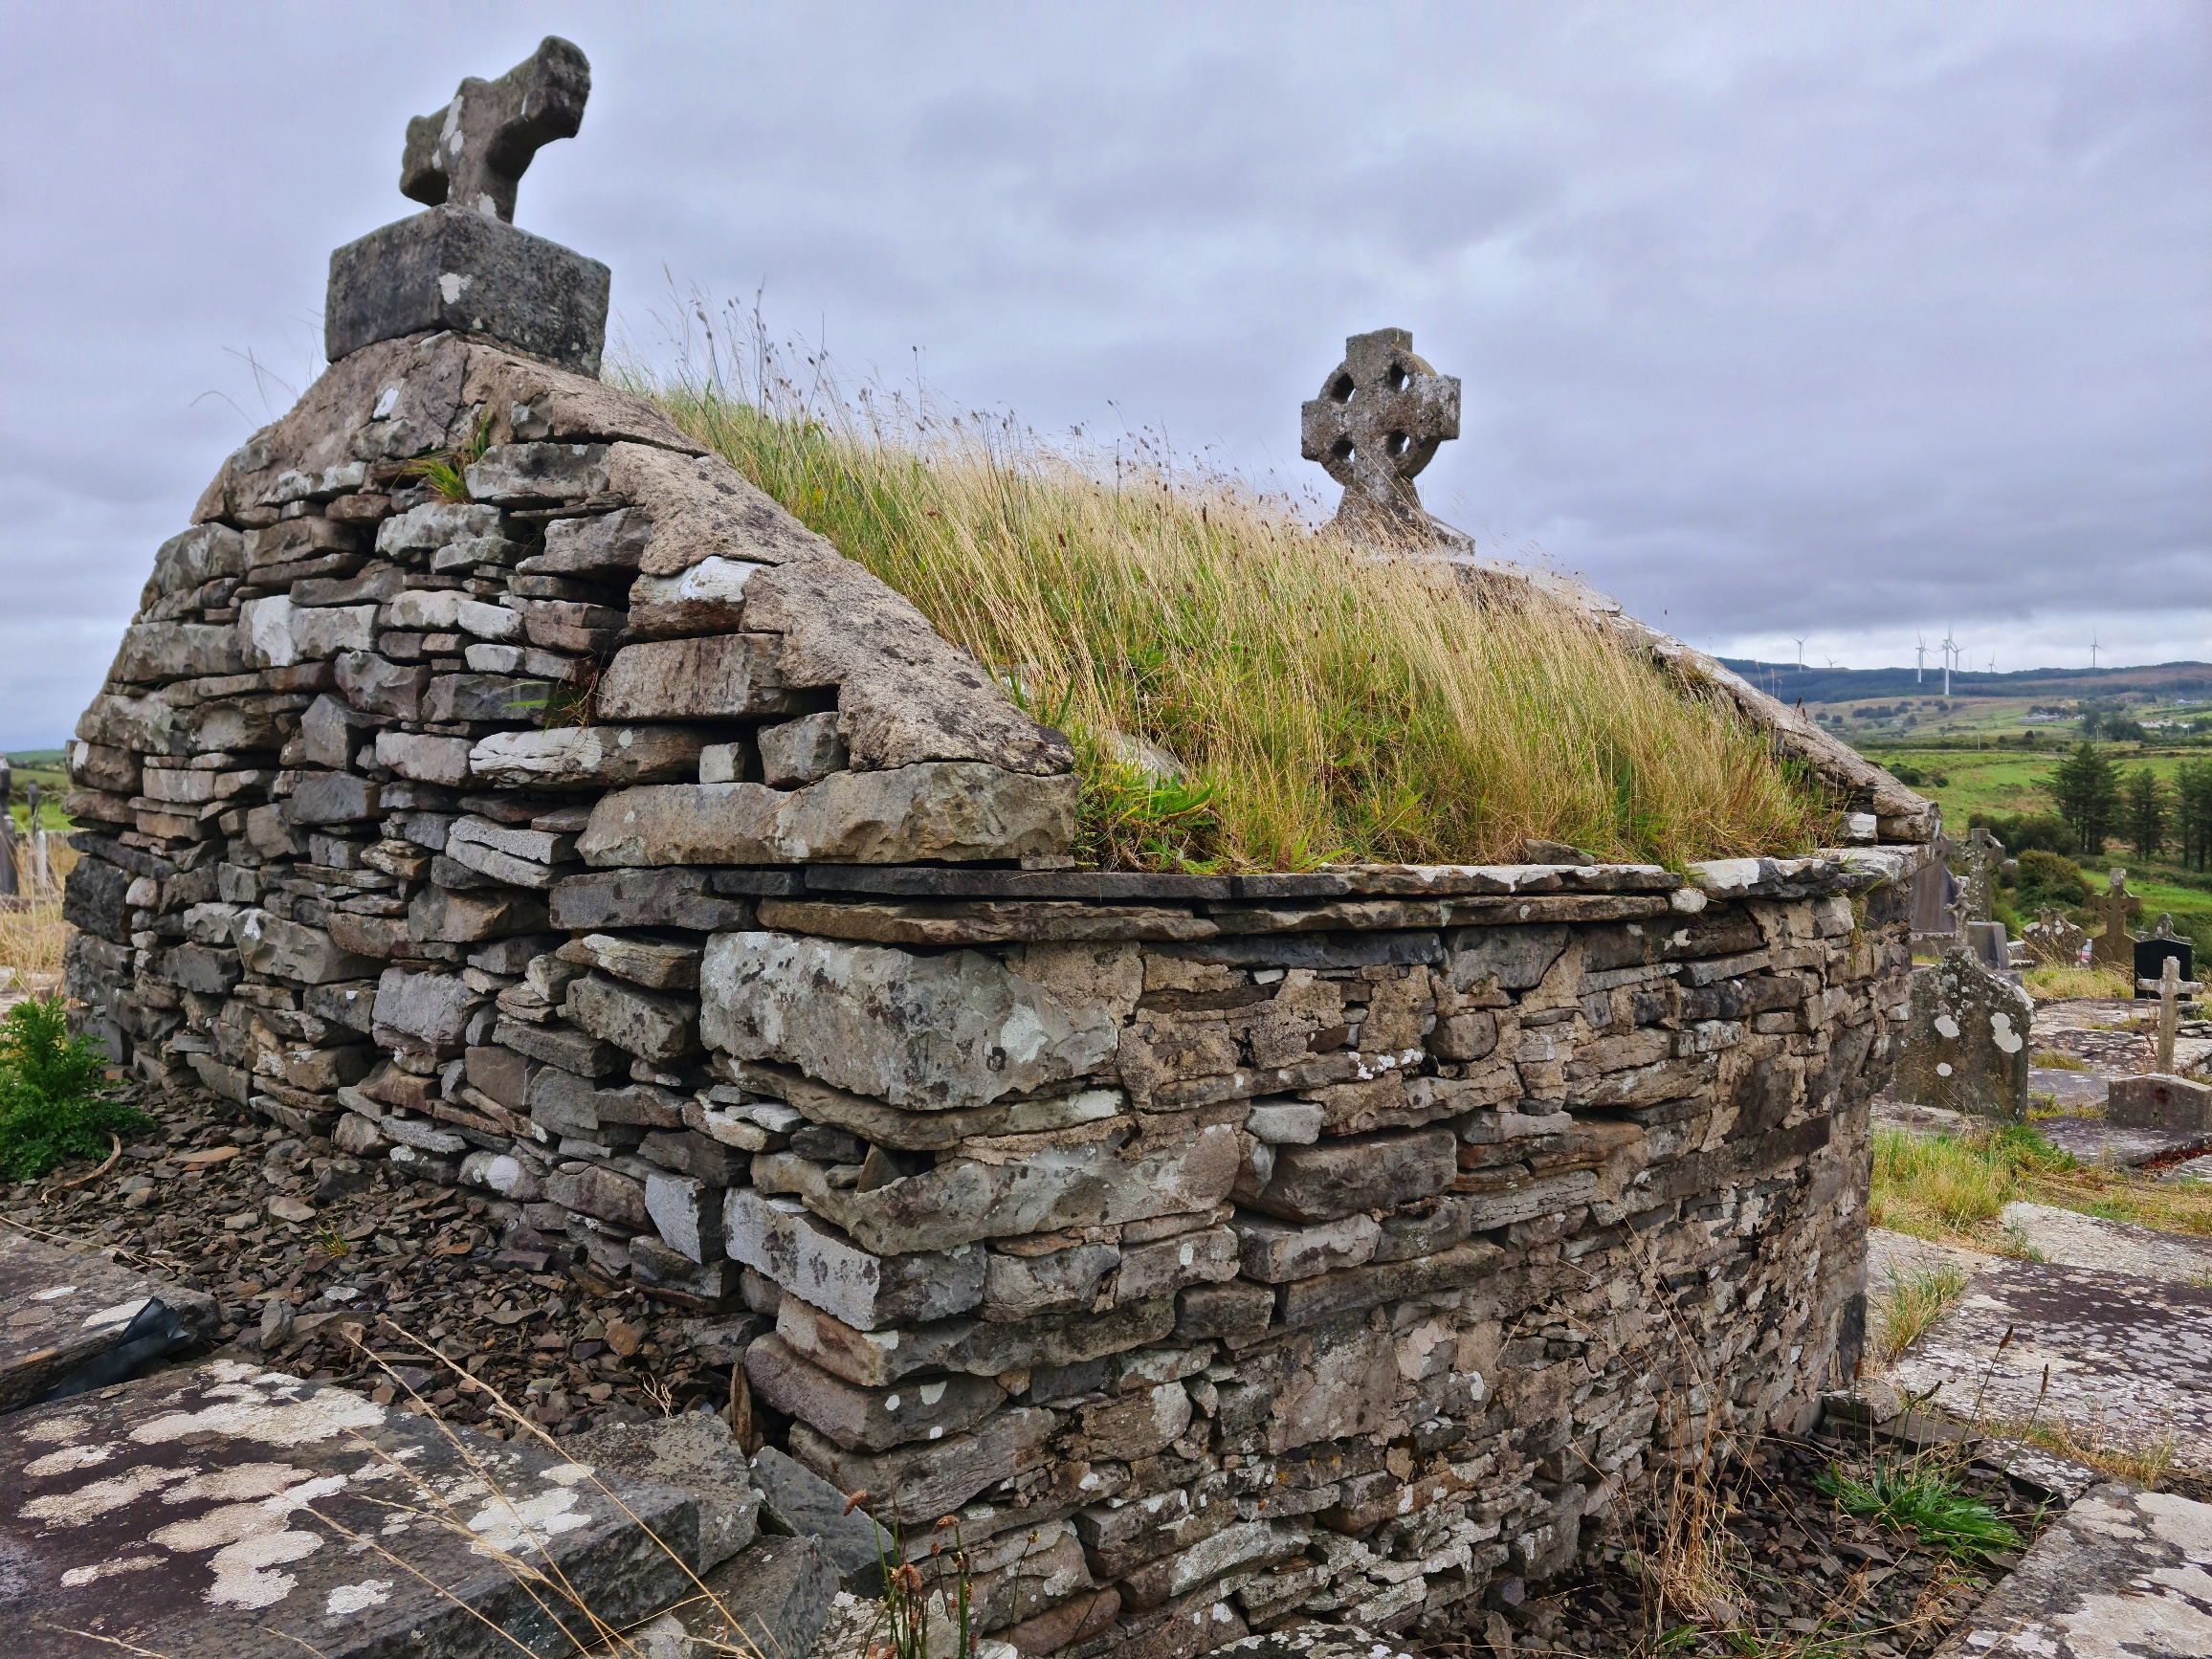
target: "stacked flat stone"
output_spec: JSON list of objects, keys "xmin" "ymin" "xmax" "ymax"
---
[{"xmin": 61, "ymin": 290, "xmax": 1939, "ymax": 1659}]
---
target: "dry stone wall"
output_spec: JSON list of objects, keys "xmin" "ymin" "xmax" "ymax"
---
[{"xmin": 63, "ymin": 329, "xmax": 1932, "ymax": 1653}]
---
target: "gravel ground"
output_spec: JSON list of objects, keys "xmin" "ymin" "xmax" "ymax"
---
[
  {"xmin": 4, "ymin": 1085, "xmax": 751, "ymax": 1440},
  {"xmin": 1414, "ymin": 1427, "xmax": 2055, "ymax": 1658}
]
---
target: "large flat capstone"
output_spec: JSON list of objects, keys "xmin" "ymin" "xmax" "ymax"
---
[{"xmin": 0, "ymin": 1359, "xmax": 696, "ymax": 1658}]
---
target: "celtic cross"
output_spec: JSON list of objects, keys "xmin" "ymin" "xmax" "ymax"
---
[{"xmin": 1300, "ymin": 328, "xmax": 1461, "ymax": 531}]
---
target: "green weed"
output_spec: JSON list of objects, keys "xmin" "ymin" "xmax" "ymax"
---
[
  {"xmin": 1816, "ymin": 1460, "xmax": 2021, "ymax": 1561},
  {"xmin": 0, "ymin": 996, "xmax": 152, "ymax": 1181}
]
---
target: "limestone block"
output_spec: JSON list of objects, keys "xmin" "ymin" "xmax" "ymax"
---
[
  {"xmin": 637, "ymin": 1129, "xmax": 745, "ymax": 1183},
  {"xmin": 533, "ymin": 506, "xmax": 653, "ymax": 575},
  {"xmin": 465, "ymin": 440, "xmax": 610, "ymax": 504},
  {"xmin": 746, "ymin": 1335, "xmax": 1005, "ymax": 1453},
  {"xmin": 646, "ymin": 1170, "xmax": 723, "ymax": 1263},
  {"xmin": 494, "ymin": 1014, "xmax": 623, "ymax": 1077},
  {"xmin": 145, "ymin": 522, "xmax": 245, "ymax": 599},
  {"xmin": 758, "ymin": 1123, "xmax": 1241, "ymax": 1257},
  {"xmin": 1115, "ymin": 1227, "xmax": 1243, "ymax": 1302},
  {"xmin": 566, "ymin": 971, "xmax": 698, "ymax": 1063},
  {"xmin": 582, "ymin": 764, "xmax": 1078, "ymax": 867},
  {"xmin": 287, "ymin": 769, "xmax": 381, "ymax": 825},
  {"xmin": 385, "ymin": 588, "xmax": 523, "ymax": 640},
  {"xmin": 596, "ymin": 634, "xmax": 804, "ymax": 720},
  {"xmin": 1234, "ymin": 1212, "xmax": 1382, "ymax": 1282},
  {"xmin": 759, "ymin": 712, "xmax": 850, "ymax": 788},
  {"xmin": 550, "ymin": 868, "xmax": 755, "ymax": 933},
  {"xmin": 1269, "ymin": 1322, "xmax": 1399, "ymax": 1452},
  {"xmin": 546, "ymin": 1161, "xmax": 650, "ymax": 1229},
  {"xmin": 376, "ymin": 500, "xmax": 504, "ymax": 557},
  {"xmin": 1243, "ymin": 1128, "xmax": 1457, "ymax": 1224},
  {"xmin": 627, "ymin": 555, "xmax": 765, "ymax": 639},
  {"xmin": 111, "ymin": 621, "xmax": 247, "ymax": 684},
  {"xmin": 408, "ymin": 882, "xmax": 549, "ymax": 943},
  {"xmin": 67, "ymin": 741, "xmax": 141, "ymax": 796},
  {"xmin": 984, "ymin": 1243, "xmax": 1121, "ymax": 1320},
  {"xmin": 527, "ymin": 1065, "xmax": 600, "ymax": 1136},
  {"xmin": 787, "ymin": 1406, "xmax": 1054, "ymax": 1521},
  {"xmin": 336, "ymin": 650, "xmax": 430, "ymax": 719},
  {"xmin": 1446, "ymin": 924, "xmax": 1569, "ymax": 992},
  {"xmin": 425, "ymin": 672, "xmax": 555, "ymax": 722},
  {"xmin": 699, "ymin": 931, "xmax": 1117, "ymax": 1110},
  {"xmin": 561, "ymin": 1412, "xmax": 761, "ymax": 1572},
  {"xmin": 375, "ymin": 731, "xmax": 473, "ymax": 786},
  {"xmin": 372, "ymin": 966, "xmax": 480, "ymax": 1056},
  {"xmin": 1080, "ymin": 1382, "xmax": 1193, "ymax": 1464},
  {"xmin": 572, "ymin": 933, "xmax": 700, "ymax": 991},
  {"xmin": 234, "ymin": 910, "xmax": 378, "ymax": 984},
  {"xmin": 470, "ymin": 725, "xmax": 711, "ymax": 788},
  {"xmin": 443, "ymin": 815, "xmax": 577, "ymax": 888},
  {"xmin": 724, "ymin": 1188, "xmax": 984, "ymax": 1330}
]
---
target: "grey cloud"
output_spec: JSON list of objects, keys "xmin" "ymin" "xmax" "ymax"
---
[{"xmin": 0, "ymin": 1, "xmax": 2203, "ymax": 747}]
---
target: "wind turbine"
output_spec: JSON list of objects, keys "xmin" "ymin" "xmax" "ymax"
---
[
  {"xmin": 1792, "ymin": 636, "xmax": 1807, "ymax": 670},
  {"xmin": 1914, "ymin": 633, "xmax": 1927, "ymax": 684},
  {"xmin": 2090, "ymin": 631, "xmax": 2101, "ymax": 671},
  {"xmin": 1939, "ymin": 629, "xmax": 1958, "ymax": 697}
]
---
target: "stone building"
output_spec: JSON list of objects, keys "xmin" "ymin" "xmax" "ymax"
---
[{"xmin": 58, "ymin": 42, "xmax": 1936, "ymax": 1655}]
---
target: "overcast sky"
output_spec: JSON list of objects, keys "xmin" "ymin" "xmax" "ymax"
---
[{"xmin": 1, "ymin": 2, "xmax": 2205, "ymax": 749}]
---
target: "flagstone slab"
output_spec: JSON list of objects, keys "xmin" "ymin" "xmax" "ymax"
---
[
  {"xmin": 0, "ymin": 1227, "xmax": 219, "ymax": 1410},
  {"xmin": 1998, "ymin": 1201, "xmax": 2212, "ymax": 1287},
  {"xmin": 0, "ymin": 1358, "xmax": 697, "ymax": 1658},
  {"xmin": 1889, "ymin": 1257, "xmax": 2212, "ymax": 1477},
  {"xmin": 1935, "ymin": 1484, "xmax": 2212, "ymax": 1657}
]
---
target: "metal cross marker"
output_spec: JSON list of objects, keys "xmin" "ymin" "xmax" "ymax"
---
[
  {"xmin": 2137, "ymin": 956, "xmax": 2204, "ymax": 1074},
  {"xmin": 400, "ymin": 36, "xmax": 591, "ymax": 223},
  {"xmin": 1300, "ymin": 328, "xmax": 1461, "ymax": 532}
]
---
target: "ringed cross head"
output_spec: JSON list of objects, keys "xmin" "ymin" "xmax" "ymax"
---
[{"xmin": 1300, "ymin": 328, "xmax": 1461, "ymax": 530}]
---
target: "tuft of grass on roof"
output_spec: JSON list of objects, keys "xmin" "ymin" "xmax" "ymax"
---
[{"xmin": 634, "ymin": 357, "xmax": 1836, "ymax": 873}]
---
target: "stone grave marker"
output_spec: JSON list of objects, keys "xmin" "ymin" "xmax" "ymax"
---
[
  {"xmin": 2135, "ymin": 915, "xmax": 2196, "ymax": 1000},
  {"xmin": 2138, "ymin": 951, "xmax": 2204, "ymax": 1075},
  {"xmin": 1891, "ymin": 947, "xmax": 2031, "ymax": 1119},
  {"xmin": 0, "ymin": 1228, "xmax": 218, "ymax": 1410},
  {"xmin": 326, "ymin": 36, "xmax": 610, "ymax": 370},
  {"xmin": 1961, "ymin": 825, "xmax": 2002, "ymax": 926},
  {"xmin": 2090, "ymin": 867, "xmax": 2141, "ymax": 971},
  {"xmin": 1299, "ymin": 328, "xmax": 1461, "ymax": 532},
  {"xmin": 2023, "ymin": 906, "xmax": 2086, "ymax": 965}
]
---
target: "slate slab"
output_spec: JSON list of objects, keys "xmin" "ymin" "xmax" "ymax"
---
[
  {"xmin": 0, "ymin": 1358, "xmax": 697, "ymax": 1658},
  {"xmin": 750, "ymin": 1444, "xmax": 896, "ymax": 1594},
  {"xmin": 592, "ymin": 1534, "xmax": 839, "ymax": 1659},
  {"xmin": 1889, "ymin": 1257, "xmax": 2212, "ymax": 1476},
  {"xmin": 1998, "ymin": 1200, "xmax": 2212, "ymax": 1287},
  {"xmin": 0, "ymin": 1228, "xmax": 218, "ymax": 1411},
  {"xmin": 1934, "ymin": 1484, "xmax": 2212, "ymax": 1656}
]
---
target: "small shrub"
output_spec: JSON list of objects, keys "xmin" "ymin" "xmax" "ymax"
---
[
  {"xmin": 2011, "ymin": 847, "xmax": 2091, "ymax": 912},
  {"xmin": 1971, "ymin": 811, "xmax": 2075, "ymax": 858},
  {"xmin": 1870, "ymin": 1262, "xmax": 1968, "ymax": 1364},
  {"xmin": 0, "ymin": 996, "xmax": 152, "ymax": 1181}
]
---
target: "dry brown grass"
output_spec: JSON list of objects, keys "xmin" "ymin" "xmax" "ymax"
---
[
  {"xmin": 633, "ymin": 342, "xmax": 1836, "ymax": 872},
  {"xmin": 0, "ymin": 834, "xmax": 75, "ymax": 995}
]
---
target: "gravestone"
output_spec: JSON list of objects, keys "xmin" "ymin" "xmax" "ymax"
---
[
  {"xmin": 2135, "ymin": 917, "xmax": 2195, "ymax": 998},
  {"xmin": 2023, "ymin": 906, "xmax": 2087, "ymax": 965},
  {"xmin": 2090, "ymin": 867, "xmax": 2141, "ymax": 971},
  {"xmin": 2110, "ymin": 1072, "xmax": 2212, "ymax": 1135},
  {"xmin": 1961, "ymin": 826, "xmax": 2002, "ymax": 927},
  {"xmin": 1299, "ymin": 328, "xmax": 1461, "ymax": 532},
  {"xmin": 1891, "ymin": 947, "xmax": 2032, "ymax": 1120},
  {"xmin": 1965, "ymin": 919, "xmax": 2017, "ymax": 983},
  {"xmin": 1909, "ymin": 837, "xmax": 1959, "ymax": 946},
  {"xmin": 2136, "ymin": 953, "xmax": 2204, "ymax": 1076},
  {"xmin": 325, "ymin": 36, "xmax": 610, "ymax": 370}
]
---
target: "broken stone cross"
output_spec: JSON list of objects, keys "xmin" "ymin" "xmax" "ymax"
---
[
  {"xmin": 1963, "ymin": 827, "xmax": 2002, "ymax": 928},
  {"xmin": 2138, "ymin": 955, "xmax": 2204, "ymax": 1074},
  {"xmin": 2090, "ymin": 867, "xmax": 2141, "ymax": 971},
  {"xmin": 400, "ymin": 35, "xmax": 590, "ymax": 223},
  {"xmin": 1301, "ymin": 328, "xmax": 1461, "ymax": 533}
]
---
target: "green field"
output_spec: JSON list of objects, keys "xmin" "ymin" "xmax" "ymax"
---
[{"xmin": 3, "ymin": 749, "xmax": 69, "ymax": 835}]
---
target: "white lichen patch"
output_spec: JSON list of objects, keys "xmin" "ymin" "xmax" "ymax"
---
[
  {"xmin": 324, "ymin": 1577, "xmax": 395, "ymax": 1617},
  {"xmin": 1934, "ymin": 1013, "xmax": 1961, "ymax": 1040},
  {"xmin": 1990, "ymin": 1012, "xmax": 2024, "ymax": 1055},
  {"xmin": 24, "ymin": 1414, "xmax": 92, "ymax": 1443},
  {"xmin": 21, "ymin": 1463, "xmax": 192, "ymax": 1526},
  {"xmin": 131, "ymin": 1364, "xmax": 385, "ymax": 1449},
  {"xmin": 465, "ymin": 1481, "xmax": 589, "ymax": 1558},
  {"xmin": 25, "ymin": 1443, "xmax": 113, "ymax": 1477},
  {"xmin": 161, "ymin": 1462, "xmax": 315, "ymax": 1504},
  {"xmin": 59, "ymin": 1555, "xmax": 162, "ymax": 1586},
  {"xmin": 33, "ymin": 1283, "xmax": 78, "ymax": 1300},
  {"xmin": 148, "ymin": 1471, "xmax": 347, "ymax": 1610}
]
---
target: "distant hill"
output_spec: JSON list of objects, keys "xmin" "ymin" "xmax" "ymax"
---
[{"xmin": 1718, "ymin": 658, "xmax": 2212, "ymax": 706}]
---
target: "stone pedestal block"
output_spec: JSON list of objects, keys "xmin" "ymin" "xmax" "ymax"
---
[{"xmin": 325, "ymin": 206, "xmax": 609, "ymax": 370}]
